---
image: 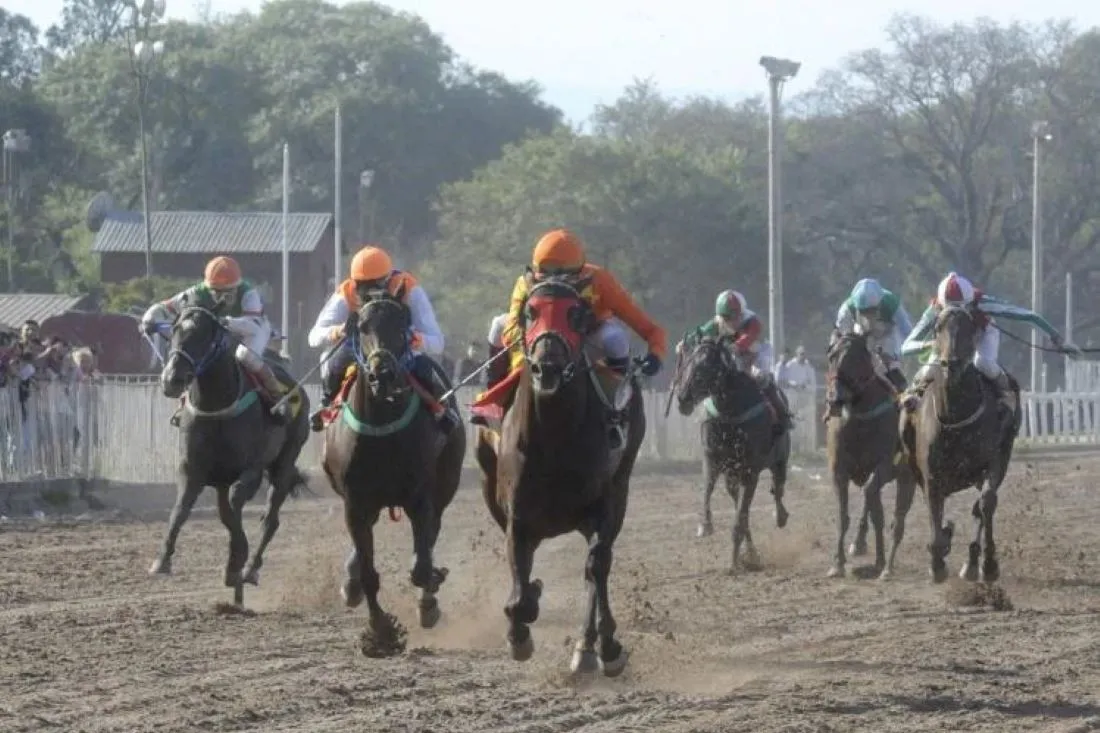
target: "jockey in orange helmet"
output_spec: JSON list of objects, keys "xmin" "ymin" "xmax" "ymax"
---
[
  {"xmin": 305, "ymin": 244, "xmax": 455, "ymax": 433},
  {"xmin": 140, "ymin": 255, "xmax": 290, "ymax": 423}
]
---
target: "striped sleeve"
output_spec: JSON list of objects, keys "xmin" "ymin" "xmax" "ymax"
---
[{"xmin": 978, "ymin": 297, "xmax": 1060, "ymax": 339}]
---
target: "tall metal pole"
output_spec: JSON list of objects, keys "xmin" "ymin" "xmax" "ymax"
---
[
  {"xmin": 334, "ymin": 105, "xmax": 343, "ymax": 286},
  {"xmin": 766, "ymin": 75, "xmax": 783, "ymax": 352},
  {"xmin": 4, "ymin": 146, "xmax": 12, "ymax": 290},
  {"xmin": 138, "ymin": 80, "xmax": 154, "ymax": 285},
  {"xmin": 281, "ymin": 142, "xmax": 290, "ymax": 359},
  {"xmin": 1065, "ymin": 271, "xmax": 1073, "ymax": 391},
  {"xmin": 1030, "ymin": 124, "xmax": 1047, "ymax": 394}
]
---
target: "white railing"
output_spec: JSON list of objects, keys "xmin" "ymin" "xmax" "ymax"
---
[{"xmin": 0, "ymin": 379, "xmax": 1092, "ymax": 486}]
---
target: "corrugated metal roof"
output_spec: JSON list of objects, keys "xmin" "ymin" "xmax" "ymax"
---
[
  {"xmin": 0, "ymin": 293, "xmax": 89, "ymax": 330},
  {"xmin": 92, "ymin": 211, "xmax": 333, "ymax": 254}
]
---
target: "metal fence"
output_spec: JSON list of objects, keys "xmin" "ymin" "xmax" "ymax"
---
[{"xmin": 0, "ymin": 377, "xmax": 1094, "ymax": 486}]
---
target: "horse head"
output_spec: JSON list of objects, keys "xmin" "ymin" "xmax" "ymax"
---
[
  {"xmin": 161, "ymin": 305, "xmax": 232, "ymax": 398},
  {"xmin": 353, "ymin": 280, "xmax": 413, "ymax": 401},
  {"xmin": 934, "ymin": 305, "xmax": 979, "ymax": 384},
  {"xmin": 675, "ymin": 336, "xmax": 743, "ymax": 416},
  {"xmin": 520, "ymin": 272, "xmax": 595, "ymax": 397},
  {"xmin": 827, "ymin": 330, "xmax": 878, "ymax": 403}
]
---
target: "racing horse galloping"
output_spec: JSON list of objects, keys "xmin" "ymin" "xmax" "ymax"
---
[
  {"xmin": 321, "ymin": 283, "xmax": 465, "ymax": 658},
  {"xmin": 476, "ymin": 274, "xmax": 645, "ymax": 676},
  {"xmin": 899, "ymin": 305, "xmax": 1022, "ymax": 583},
  {"xmin": 150, "ymin": 305, "xmax": 311, "ymax": 606},
  {"xmin": 674, "ymin": 335, "xmax": 790, "ymax": 571}
]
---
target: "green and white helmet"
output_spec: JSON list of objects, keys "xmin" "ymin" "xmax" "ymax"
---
[{"xmin": 715, "ymin": 290, "xmax": 747, "ymax": 320}]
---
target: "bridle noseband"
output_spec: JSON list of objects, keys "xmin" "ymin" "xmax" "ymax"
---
[{"xmin": 168, "ymin": 306, "xmax": 231, "ymax": 379}]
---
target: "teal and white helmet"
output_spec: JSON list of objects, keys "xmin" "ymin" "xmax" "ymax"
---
[
  {"xmin": 850, "ymin": 278, "xmax": 884, "ymax": 311},
  {"xmin": 715, "ymin": 290, "xmax": 747, "ymax": 320}
]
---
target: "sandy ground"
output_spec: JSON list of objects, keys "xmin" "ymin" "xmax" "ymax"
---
[{"xmin": 2, "ymin": 453, "xmax": 1100, "ymax": 732}]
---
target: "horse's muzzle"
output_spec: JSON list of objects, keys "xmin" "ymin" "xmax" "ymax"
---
[{"xmin": 530, "ymin": 360, "xmax": 568, "ymax": 395}]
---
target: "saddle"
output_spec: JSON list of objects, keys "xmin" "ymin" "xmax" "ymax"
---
[{"xmin": 315, "ymin": 362, "xmax": 449, "ymax": 430}]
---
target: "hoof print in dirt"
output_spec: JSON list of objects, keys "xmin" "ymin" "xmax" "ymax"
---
[
  {"xmin": 358, "ymin": 614, "xmax": 408, "ymax": 658},
  {"xmin": 944, "ymin": 580, "xmax": 1013, "ymax": 612},
  {"xmin": 211, "ymin": 602, "xmax": 257, "ymax": 618}
]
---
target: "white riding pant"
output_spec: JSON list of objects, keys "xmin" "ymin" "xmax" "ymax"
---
[
  {"xmin": 914, "ymin": 322, "xmax": 1001, "ymax": 382},
  {"xmin": 487, "ymin": 314, "xmax": 630, "ymax": 361},
  {"xmin": 227, "ymin": 315, "xmax": 272, "ymax": 372},
  {"xmin": 740, "ymin": 341, "xmax": 773, "ymax": 378},
  {"xmin": 853, "ymin": 320, "xmax": 904, "ymax": 370}
]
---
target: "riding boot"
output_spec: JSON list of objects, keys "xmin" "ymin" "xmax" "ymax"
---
[
  {"xmin": 253, "ymin": 363, "xmax": 290, "ymax": 423},
  {"xmin": 309, "ymin": 363, "xmax": 346, "ymax": 432},
  {"xmin": 762, "ymin": 380, "xmax": 792, "ymax": 436},
  {"xmin": 413, "ymin": 355, "xmax": 458, "ymax": 435},
  {"xmin": 604, "ymin": 356, "xmax": 630, "ymax": 450}
]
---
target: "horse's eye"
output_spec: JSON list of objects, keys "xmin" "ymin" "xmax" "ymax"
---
[{"xmin": 524, "ymin": 304, "xmax": 537, "ymax": 323}]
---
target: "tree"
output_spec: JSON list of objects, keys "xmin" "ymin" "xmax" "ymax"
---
[
  {"xmin": 46, "ymin": 0, "xmax": 129, "ymax": 54},
  {"xmin": 0, "ymin": 9, "xmax": 39, "ymax": 86}
]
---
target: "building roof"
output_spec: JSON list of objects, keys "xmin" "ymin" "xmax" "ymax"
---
[
  {"xmin": 92, "ymin": 211, "xmax": 333, "ymax": 254},
  {"xmin": 0, "ymin": 293, "xmax": 90, "ymax": 330}
]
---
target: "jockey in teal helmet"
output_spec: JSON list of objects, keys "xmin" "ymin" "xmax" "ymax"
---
[{"xmin": 827, "ymin": 278, "xmax": 913, "ymax": 418}]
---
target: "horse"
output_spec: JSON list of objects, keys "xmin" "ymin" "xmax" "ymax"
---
[
  {"xmin": 149, "ymin": 306, "xmax": 311, "ymax": 606},
  {"xmin": 476, "ymin": 274, "xmax": 645, "ymax": 676},
  {"xmin": 823, "ymin": 331, "xmax": 917, "ymax": 579},
  {"xmin": 321, "ymin": 285, "xmax": 465, "ymax": 658},
  {"xmin": 674, "ymin": 336, "xmax": 790, "ymax": 571},
  {"xmin": 899, "ymin": 305, "xmax": 1022, "ymax": 583}
]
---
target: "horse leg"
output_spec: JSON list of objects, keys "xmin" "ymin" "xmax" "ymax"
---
[
  {"xmin": 770, "ymin": 453, "xmax": 789, "ymax": 529},
  {"xmin": 827, "ymin": 465, "xmax": 850, "ymax": 578},
  {"xmin": 979, "ymin": 483, "xmax": 1000, "ymax": 582},
  {"xmin": 504, "ymin": 523, "xmax": 542, "ymax": 662},
  {"xmin": 589, "ymin": 502, "xmax": 628, "ymax": 678},
  {"xmin": 341, "ymin": 546, "xmax": 363, "ymax": 607},
  {"xmin": 405, "ymin": 493, "xmax": 448, "ymax": 629},
  {"xmin": 883, "ymin": 471, "xmax": 916, "ymax": 579},
  {"xmin": 864, "ymin": 467, "xmax": 888, "ymax": 573},
  {"xmin": 345, "ymin": 498, "xmax": 404, "ymax": 657},
  {"xmin": 733, "ymin": 472, "xmax": 761, "ymax": 572},
  {"xmin": 960, "ymin": 495, "xmax": 983, "ymax": 582},
  {"xmin": 850, "ymin": 502, "xmax": 871, "ymax": 557},
  {"xmin": 697, "ymin": 454, "xmax": 719, "ymax": 538},
  {"xmin": 571, "ymin": 526, "xmax": 600, "ymax": 675},
  {"xmin": 926, "ymin": 486, "xmax": 952, "ymax": 584},
  {"xmin": 242, "ymin": 465, "xmax": 294, "ymax": 585},
  {"xmin": 222, "ymin": 469, "xmax": 263, "ymax": 605},
  {"xmin": 149, "ymin": 475, "xmax": 203, "ymax": 575}
]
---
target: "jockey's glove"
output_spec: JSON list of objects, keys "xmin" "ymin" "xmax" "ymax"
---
[{"xmin": 639, "ymin": 353, "xmax": 662, "ymax": 377}]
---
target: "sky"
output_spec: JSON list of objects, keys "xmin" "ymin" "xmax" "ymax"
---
[{"xmin": 8, "ymin": 0, "xmax": 1100, "ymax": 122}]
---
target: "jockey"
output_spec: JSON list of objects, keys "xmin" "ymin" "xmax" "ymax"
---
[
  {"xmin": 495, "ymin": 228, "xmax": 667, "ymax": 379},
  {"xmin": 305, "ymin": 244, "xmax": 456, "ymax": 434},
  {"xmin": 676, "ymin": 290, "xmax": 792, "ymax": 435},
  {"xmin": 900, "ymin": 271, "xmax": 1080, "ymax": 410},
  {"xmin": 140, "ymin": 255, "xmax": 289, "ymax": 423},
  {"xmin": 827, "ymin": 278, "xmax": 913, "ymax": 416}
]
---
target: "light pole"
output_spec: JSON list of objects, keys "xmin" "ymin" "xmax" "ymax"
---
[
  {"xmin": 359, "ymin": 169, "xmax": 375, "ymax": 242},
  {"xmin": 2, "ymin": 129, "xmax": 31, "ymax": 291},
  {"xmin": 1030, "ymin": 120, "xmax": 1052, "ymax": 394},
  {"xmin": 760, "ymin": 55, "xmax": 800, "ymax": 353},
  {"xmin": 127, "ymin": 0, "xmax": 166, "ymax": 293}
]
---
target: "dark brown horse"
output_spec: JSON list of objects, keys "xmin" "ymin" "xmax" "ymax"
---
[
  {"xmin": 899, "ymin": 306, "xmax": 1022, "ymax": 583},
  {"xmin": 476, "ymin": 275, "xmax": 646, "ymax": 677},
  {"xmin": 824, "ymin": 331, "xmax": 916, "ymax": 579},
  {"xmin": 321, "ymin": 287, "xmax": 466, "ymax": 657},
  {"xmin": 674, "ymin": 336, "xmax": 790, "ymax": 571}
]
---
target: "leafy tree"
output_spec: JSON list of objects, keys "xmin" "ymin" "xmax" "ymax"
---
[
  {"xmin": 102, "ymin": 275, "xmax": 192, "ymax": 312},
  {"xmin": 46, "ymin": 0, "xmax": 129, "ymax": 54}
]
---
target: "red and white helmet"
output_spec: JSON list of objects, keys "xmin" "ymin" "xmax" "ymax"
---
[{"xmin": 936, "ymin": 272, "xmax": 975, "ymax": 307}]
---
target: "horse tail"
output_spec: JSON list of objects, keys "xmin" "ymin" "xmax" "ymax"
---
[{"xmin": 288, "ymin": 467, "xmax": 314, "ymax": 499}]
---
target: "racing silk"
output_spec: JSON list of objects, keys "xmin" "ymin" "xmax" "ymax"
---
[
  {"xmin": 500, "ymin": 263, "xmax": 667, "ymax": 360},
  {"xmin": 901, "ymin": 292, "xmax": 1060, "ymax": 363},
  {"xmin": 835, "ymin": 288, "xmax": 913, "ymax": 340},
  {"xmin": 682, "ymin": 311, "xmax": 763, "ymax": 355},
  {"xmin": 306, "ymin": 270, "xmax": 444, "ymax": 355},
  {"xmin": 164, "ymin": 281, "xmax": 262, "ymax": 320}
]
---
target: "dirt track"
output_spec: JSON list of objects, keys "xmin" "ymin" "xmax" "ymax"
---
[{"xmin": 3, "ymin": 454, "xmax": 1100, "ymax": 732}]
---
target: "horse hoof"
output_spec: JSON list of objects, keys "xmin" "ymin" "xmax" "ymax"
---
[
  {"xmin": 774, "ymin": 506, "xmax": 790, "ymax": 529},
  {"xmin": 742, "ymin": 551, "xmax": 763, "ymax": 572},
  {"xmin": 930, "ymin": 566, "xmax": 948, "ymax": 584},
  {"xmin": 341, "ymin": 581, "xmax": 364, "ymax": 608},
  {"xmin": 878, "ymin": 567, "xmax": 893, "ymax": 581},
  {"xmin": 510, "ymin": 635, "xmax": 535, "ymax": 662},
  {"xmin": 418, "ymin": 602, "xmax": 441, "ymax": 629},
  {"xmin": 148, "ymin": 557, "xmax": 171, "ymax": 575},
  {"xmin": 243, "ymin": 567, "xmax": 261, "ymax": 586},
  {"xmin": 981, "ymin": 562, "xmax": 1000, "ymax": 583},
  {"xmin": 960, "ymin": 563, "xmax": 980, "ymax": 582},
  {"xmin": 570, "ymin": 644, "xmax": 598, "ymax": 674},
  {"xmin": 826, "ymin": 565, "xmax": 846, "ymax": 579},
  {"xmin": 224, "ymin": 570, "xmax": 241, "ymax": 589},
  {"xmin": 599, "ymin": 648, "xmax": 629, "ymax": 678},
  {"xmin": 531, "ymin": 579, "xmax": 544, "ymax": 598},
  {"xmin": 696, "ymin": 522, "xmax": 713, "ymax": 538},
  {"xmin": 848, "ymin": 542, "xmax": 868, "ymax": 558}
]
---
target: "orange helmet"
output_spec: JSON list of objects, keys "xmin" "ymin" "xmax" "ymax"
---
[
  {"xmin": 349, "ymin": 245, "xmax": 392, "ymax": 281},
  {"xmin": 203, "ymin": 256, "xmax": 242, "ymax": 290},
  {"xmin": 532, "ymin": 228, "xmax": 585, "ymax": 272}
]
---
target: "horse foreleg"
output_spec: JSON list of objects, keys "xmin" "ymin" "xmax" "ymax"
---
[
  {"xmin": 926, "ymin": 485, "xmax": 952, "ymax": 584},
  {"xmin": 571, "ymin": 527, "xmax": 600, "ymax": 676},
  {"xmin": 345, "ymin": 498, "xmax": 404, "ymax": 657},
  {"xmin": 504, "ymin": 521, "xmax": 541, "ymax": 662},
  {"xmin": 588, "ymin": 502, "xmax": 627, "ymax": 678},
  {"xmin": 731, "ymin": 472, "xmax": 761, "ymax": 572},
  {"xmin": 770, "ymin": 454, "xmax": 789, "ymax": 529},
  {"xmin": 405, "ymin": 492, "xmax": 448, "ymax": 629},
  {"xmin": 850, "ymin": 502, "xmax": 871, "ymax": 557},
  {"xmin": 961, "ymin": 495, "xmax": 983, "ymax": 582},
  {"xmin": 883, "ymin": 470, "xmax": 916, "ymax": 579},
  {"xmin": 979, "ymin": 482, "xmax": 1000, "ymax": 582},
  {"xmin": 697, "ymin": 455, "xmax": 720, "ymax": 538},
  {"xmin": 222, "ymin": 469, "xmax": 263, "ymax": 605},
  {"xmin": 149, "ymin": 475, "xmax": 203, "ymax": 575},
  {"xmin": 864, "ymin": 467, "xmax": 888, "ymax": 573},
  {"xmin": 243, "ymin": 465, "xmax": 294, "ymax": 586},
  {"xmin": 827, "ymin": 466, "xmax": 851, "ymax": 578}
]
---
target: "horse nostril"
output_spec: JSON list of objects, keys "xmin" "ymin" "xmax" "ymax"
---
[{"xmin": 531, "ymin": 363, "xmax": 542, "ymax": 376}]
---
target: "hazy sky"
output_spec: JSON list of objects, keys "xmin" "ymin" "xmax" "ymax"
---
[{"xmin": 9, "ymin": 0, "xmax": 1100, "ymax": 121}]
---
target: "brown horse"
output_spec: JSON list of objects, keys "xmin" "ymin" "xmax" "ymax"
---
[
  {"xmin": 824, "ymin": 331, "xmax": 917, "ymax": 579},
  {"xmin": 476, "ymin": 275, "xmax": 646, "ymax": 676},
  {"xmin": 321, "ymin": 287, "xmax": 466, "ymax": 657},
  {"xmin": 899, "ymin": 306, "xmax": 1022, "ymax": 583}
]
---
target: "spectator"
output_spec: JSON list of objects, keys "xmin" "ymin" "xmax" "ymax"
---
[
  {"xmin": 773, "ymin": 347, "xmax": 792, "ymax": 386},
  {"xmin": 780, "ymin": 345, "xmax": 817, "ymax": 392},
  {"xmin": 453, "ymin": 342, "xmax": 484, "ymax": 387}
]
